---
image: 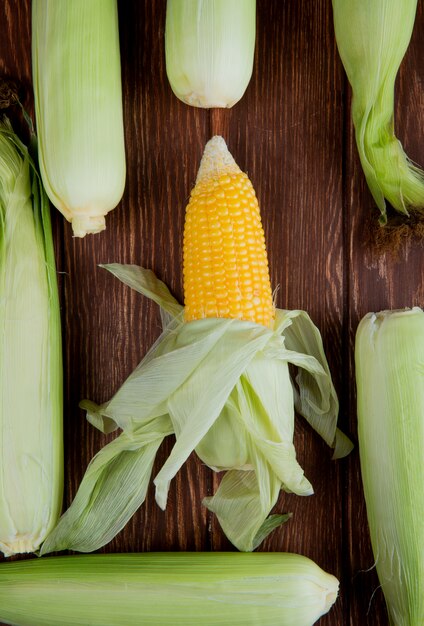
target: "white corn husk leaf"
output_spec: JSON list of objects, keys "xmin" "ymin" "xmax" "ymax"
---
[
  {"xmin": 0, "ymin": 552, "xmax": 339, "ymax": 626},
  {"xmin": 165, "ymin": 0, "xmax": 256, "ymax": 108},
  {"xmin": 32, "ymin": 0, "xmax": 126, "ymax": 237},
  {"xmin": 41, "ymin": 264, "xmax": 351, "ymax": 555},
  {"xmin": 355, "ymin": 308, "xmax": 424, "ymax": 625},
  {"xmin": 0, "ymin": 119, "xmax": 62, "ymax": 556}
]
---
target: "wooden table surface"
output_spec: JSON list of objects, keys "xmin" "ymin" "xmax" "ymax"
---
[{"xmin": 1, "ymin": 1, "xmax": 423, "ymax": 625}]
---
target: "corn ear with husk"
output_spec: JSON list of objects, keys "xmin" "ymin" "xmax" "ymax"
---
[
  {"xmin": 0, "ymin": 552, "xmax": 339, "ymax": 626},
  {"xmin": 41, "ymin": 136, "xmax": 352, "ymax": 556},
  {"xmin": 0, "ymin": 118, "xmax": 62, "ymax": 556},
  {"xmin": 332, "ymin": 0, "xmax": 424, "ymax": 223},
  {"xmin": 32, "ymin": 0, "xmax": 126, "ymax": 237},
  {"xmin": 355, "ymin": 308, "xmax": 424, "ymax": 625},
  {"xmin": 165, "ymin": 0, "xmax": 256, "ymax": 108}
]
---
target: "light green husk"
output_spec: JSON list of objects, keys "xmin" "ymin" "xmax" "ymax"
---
[
  {"xmin": 165, "ymin": 0, "xmax": 256, "ymax": 108},
  {"xmin": 0, "ymin": 119, "xmax": 63, "ymax": 556},
  {"xmin": 332, "ymin": 0, "xmax": 424, "ymax": 223},
  {"xmin": 41, "ymin": 263, "xmax": 352, "ymax": 555},
  {"xmin": 32, "ymin": 0, "xmax": 126, "ymax": 237},
  {"xmin": 355, "ymin": 308, "xmax": 424, "ymax": 625},
  {"xmin": 0, "ymin": 552, "xmax": 339, "ymax": 626}
]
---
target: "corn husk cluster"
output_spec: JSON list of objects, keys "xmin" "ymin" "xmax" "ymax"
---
[
  {"xmin": 0, "ymin": 552, "xmax": 338, "ymax": 626},
  {"xmin": 332, "ymin": 0, "xmax": 424, "ymax": 222},
  {"xmin": 32, "ymin": 0, "xmax": 126, "ymax": 237},
  {"xmin": 165, "ymin": 0, "xmax": 256, "ymax": 108},
  {"xmin": 0, "ymin": 119, "xmax": 62, "ymax": 556},
  {"xmin": 41, "ymin": 139, "xmax": 351, "ymax": 556},
  {"xmin": 355, "ymin": 308, "xmax": 424, "ymax": 625}
]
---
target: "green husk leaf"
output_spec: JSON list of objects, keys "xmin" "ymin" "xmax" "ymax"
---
[
  {"xmin": 81, "ymin": 400, "xmax": 118, "ymax": 435},
  {"xmin": 155, "ymin": 320, "xmax": 274, "ymax": 509},
  {"xmin": 278, "ymin": 309, "xmax": 353, "ymax": 459},
  {"xmin": 41, "ymin": 417, "xmax": 172, "ymax": 554},
  {"xmin": 201, "ymin": 350, "xmax": 313, "ymax": 551},
  {"xmin": 204, "ymin": 468, "xmax": 289, "ymax": 552},
  {"xmin": 41, "ymin": 264, "xmax": 351, "ymax": 554},
  {"xmin": 332, "ymin": 0, "xmax": 424, "ymax": 222},
  {"xmin": 101, "ymin": 263, "xmax": 183, "ymax": 319}
]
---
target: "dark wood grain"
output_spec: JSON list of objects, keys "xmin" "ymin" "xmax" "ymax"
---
[{"xmin": 0, "ymin": 1, "xmax": 423, "ymax": 625}]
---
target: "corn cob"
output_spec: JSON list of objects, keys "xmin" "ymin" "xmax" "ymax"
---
[
  {"xmin": 0, "ymin": 552, "xmax": 339, "ymax": 626},
  {"xmin": 183, "ymin": 136, "xmax": 274, "ymax": 326},
  {"xmin": 0, "ymin": 119, "xmax": 63, "ymax": 557},
  {"xmin": 332, "ymin": 0, "xmax": 424, "ymax": 222},
  {"xmin": 355, "ymin": 308, "xmax": 424, "ymax": 625},
  {"xmin": 32, "ymin": 0, "xmax": 126, "ymax": 237},
  {"xmin": 40, "ymin": 137, "xmax": 351, "ymax": 556},
  {"xmin": 165, "ymin": 0, "xmax": 256, "ymax": 109}
]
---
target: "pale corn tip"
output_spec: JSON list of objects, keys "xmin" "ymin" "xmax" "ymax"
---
[{"xmin": 195, "ymin": 136, "xmax": 240, "ymax": 184}]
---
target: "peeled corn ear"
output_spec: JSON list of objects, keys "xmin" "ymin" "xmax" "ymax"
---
[
  {"xmin": 41, "ymin": 137, "xmax": 351, "ymax": 556},
  {"xmin": 32, "ymin": 0, "xmax": 126, "ymax": 237},
  {"xmin": 332, "ymin": 0, "xmax": 424, "ymax": 222},
  {"xmin": 355, "ymin": 308, "xmax": 424, "ymax": 625},
  {"xmin": 183, "ymin": 136, "xmax": 274, "ymax": 325},
  {"xmin": 0, "ymin": 119, "xmax": 62, "ymax": 556},
  {"xmin": 0, "ymin": 552, "xmax": 339, "ymax": 626}
]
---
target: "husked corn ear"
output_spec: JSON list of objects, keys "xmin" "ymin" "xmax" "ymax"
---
[
  {"xmin": 36, "ymin": 134, "xmax": 350, "ymax": 558},
  {"xmin": 0, "ymin": 119, "xmax": 63, "ymax": 557},
  {"xmin": 355, "ymin": 308, "xmax": 424, "ymax": 625},
  {"xmin": 0, "ymin": 552, "xmax": 339, "ymax": 626},
  {"xmin": 165, "ymin": 0, "xmax": 256, "ymax": 109},
  {"xmin": 183, "ymin": 136, "xmax": 274, "ymax": 327},
  {"xmin": 332, "ymin": 0, "xmax": 424, "ymax": 222},
  {"xmin": 32, "ymin": 0, "xmax": 126, "ymax": 237}
]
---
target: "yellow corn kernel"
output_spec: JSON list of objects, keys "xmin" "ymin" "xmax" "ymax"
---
[{"xmin": 183, "ymin": 136, "xmax": 274, "ymax": 327}]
